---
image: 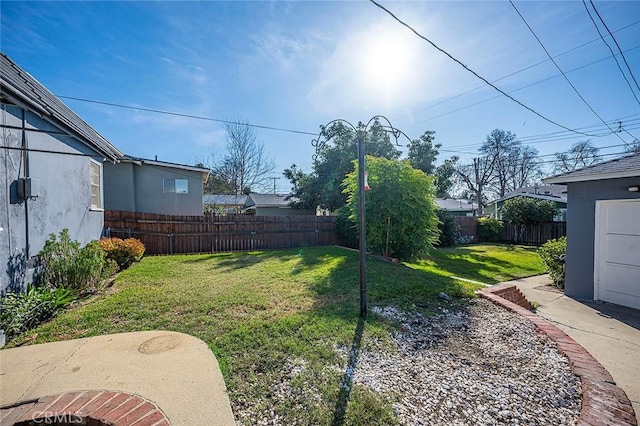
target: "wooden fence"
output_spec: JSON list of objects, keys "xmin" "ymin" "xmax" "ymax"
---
[
  {"xmin": 452, "ymin": 217, "xmax": 566, "ymax": 246},
  {"xmin": 454, "ymin": 216, "xmax": 479, "ymax": 242},
  {"xmin": 103, "ymin": 210, "xmax": 339, "ymax": 255},
  {"xmin": 500, "ymin": 221, "xmax": 566, "ymax": 246}
]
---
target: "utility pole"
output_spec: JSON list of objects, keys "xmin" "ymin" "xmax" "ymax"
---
[{"xmin": 269, "ymin": 177, "xmax": 280, "ymax": 194}]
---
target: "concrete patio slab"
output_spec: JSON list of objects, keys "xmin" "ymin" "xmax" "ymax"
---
[
  {"xmin": 0, "ymin": 330, "xmax": 236, "ymax": 425},
  {"xmin": 505, "ymin": 275, "xmax": 640, "ymax": 422}
]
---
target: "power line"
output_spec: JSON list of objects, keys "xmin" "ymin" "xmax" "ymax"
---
[
  {"xmin": 43, "ymin": 91, "xmax": 640, "ymax": 157},
  {"xmin": 508, "ymin": 0, "xmax": 627, "ymax": 145},
  {"xmin": 394, "ymin": 19, "xmax": 640, "ymax": 122},
  {"xmin": 581, "ymin": 0, "xmax": 640, "ymax": 106},
  {"xmin": 516, "ymin": 113, "xmax": 640, "ymax": 142},
  {"xmin": 589, "ymin": 0, "xmax": 640, "ymax": 93},
  {"xmin": 57, "ymin": 96, "xmax": 318, "ymax": 137},
  {"xmin": 448, "ymin": 116, "xmax": 640, "ymax": 151},
  {"xmin": 447, "ymin": 122, "xmax": 640, "ymax": 154},
  {"xmin": 369, "ymin": 0, "xmax": 605, "ymax": 138},
  {"xmin": 0, "ymin": 145, "xmax": 212, "ymax": 181},
  {"xmin": 410, "ymin": 45, "xmax": 640, "ymax": 127},
  {"xmin": 536, "ymin": 150, "xmax": 632, "ymax": 166}
]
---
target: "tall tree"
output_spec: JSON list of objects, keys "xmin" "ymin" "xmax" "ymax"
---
[
  {"xmin": 479, "ymin": 129, "xmax": 541, "ymax": 197},
  {"xmin": 506, "ymin": 145, "xmax": 542, "ymax": 192},
  {"xmin": 286, "ymin": 119, "xmax": 401, "ymax": 211},
  {"xmin": 407, "ymin": 131, "xmax": 440, "ymax": 175},
  {"xmin": 624, "ymin": 139, "xmax": 640, "ymax": 154},
  {"xmin": 195, "ymin": 161, "xmax": 235, "ymax": 195},
  {"xmin": 480, "ymin": 129, "xmax": 518, "ymax": 198},
  {"xmin": 456, "ymin": 156, "xmax": 495, "ymax": 215},
  {"xmin": 207, "ymin": 120, "xmax": 276, "ymax": 195},
  {"xmin": 554, "ymin": 140, "xmax": 601, "ymax": 173},
  {"xmin": 434, "ymin": 156, "xmax": 459, "ymax": 198}
]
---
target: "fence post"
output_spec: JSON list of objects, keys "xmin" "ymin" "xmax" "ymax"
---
[
  {"xmin": 251, "ymin": 231, "xmax": 256, "ymax": 250},
  {"xmin": 127, "ymin": 228, "xmax": 132, "ymax": 238},
  {"xmin": 315, "ymin": 229, "xmax": 319, "ymax": 246},
  {"xmin": 168, "ymin": 234, "xmax": 174, "ymax": 255}
]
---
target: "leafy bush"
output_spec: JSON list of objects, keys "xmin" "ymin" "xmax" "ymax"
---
[
  {"xmin": 539, "ymin": 237, "xmax": 566, "ymax": 289},
  {"xmin": 36, "ymin": 230, "xmax": 105, "ymax": 292},
  {"xmin": 478, "ymin": 217, "xmax": 503, "ymax": 242},
  {"xmin": 335, "ymin": 206, "xmax": 358, "ymax": 249},
  {"xmin": 0, "ymin": 286, "xmax": 75, "ymax": 340},
  {"xmin": 502, "ymin": 197, "xmax": 559, "ymax": 225},
  {"xmin": 99, "ymin": 237, "xmax": 145, "ymax": 270},
  {"xmin": 343, "ymin": 156, "xmax": 439, "ymax": 260},
  {"xmin": 435, "ymin": 209, "xmax": 461, "ymax": 247}
]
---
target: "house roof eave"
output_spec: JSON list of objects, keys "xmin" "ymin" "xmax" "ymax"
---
[{"xmin": 544, "ymin": 169, "xmax": 640, "ymax": 184}]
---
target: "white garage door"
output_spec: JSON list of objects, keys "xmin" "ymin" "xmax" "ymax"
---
[{"xmin": 595, "ymin": 199, "xmax": 640, "ymax": 309}]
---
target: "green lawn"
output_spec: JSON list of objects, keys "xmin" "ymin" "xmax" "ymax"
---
[
  {"xmin": 7, "ymin": 244, "xmax": 545, "ymax": 425},
  {"xmin": 411, "ymin": 243, "xmax": 546, "ymax": 284}
]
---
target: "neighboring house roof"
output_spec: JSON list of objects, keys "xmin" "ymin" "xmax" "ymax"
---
[
  {"xmin": 0, "ymin": 52, "xmax": 123, "ymax": 161},
  {"xmin": 493, "ymin": 184, "xmax": 567, "ymax": 204},
  {"xmin": 435, "ymin": 198, "xmax": 477, "ymax": 211},
  {"xmin": 242, "ymin": 193, "xmax": 297, "ymax": 210},
  {"xmin": 544, "ymin": 153, "xmax": 640, "ymax": 184},
  {"xmin": 203, "ymin": 194, "xmax": 248, "ymax": 206},
  {"xmin": 118, "ymin": 156, "xmax": 210, "ymax": 182}
]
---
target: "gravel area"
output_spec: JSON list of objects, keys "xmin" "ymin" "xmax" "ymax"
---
[
  {"xmin": 355, "ymin": 298, "xmax": 582, "ymax": 425},
  {"xmin": 234, "ymin": 298, "xmax": 582, "ymax": 425}
]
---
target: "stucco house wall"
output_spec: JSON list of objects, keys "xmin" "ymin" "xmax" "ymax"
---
[
  {"xmin": 1, "ymin": 52, "xmax": 122, "ymax": 295},
  {"xmin": 564, "ymin": 177, "xmax": 640, "ymax": 300},
  {"xmin": 1, "ymin": 104, "xmax": 107, "ymax": 294},
  {"xmin": 104, "ymin": 160, "xmax": 207, "ymax": 216},
  {"xmin": 102, "ymin": 162, "xmax": 136, "ymax": 212}
]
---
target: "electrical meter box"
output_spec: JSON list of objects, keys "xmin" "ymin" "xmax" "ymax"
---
[{"xmin": 16, "ymin": 177, "xmax": 32, "ymax": 199}]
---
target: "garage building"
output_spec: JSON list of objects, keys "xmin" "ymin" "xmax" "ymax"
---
[{"xmin": 544, "ymin": 153, "xmax": 640, "ymax": 310}]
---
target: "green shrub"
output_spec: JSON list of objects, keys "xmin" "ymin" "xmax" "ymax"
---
[
  {"xmin": 36, "ymin": 229, "xmax": 106, "ymax": 292},
  {"xmin": 0, "ymin": 286, "xmax": 75, "ymax": 340},
  {"xmin": 435, "ymin": 209, "xmax": 460, "ymax": 247},
  {"xmin": 502, "ymin": 197, "xmax": 559, "ymax": 225},
  {"xmin": 335, "ymin": 206, "xmax": 358, "ymax": 249},
  {"xmin": 102, "ymin": 258, "xmax": 120, "ymax": 279},
  {"xmin": 343, "ymin": 156, "xmax": 439, "ymax": 260},
  {"xmin": 98, "ymin": 238, "xmax": 145, "ymax": 270},
  {"xmin": 478, "ymin": 217, "xmax": 503, "ymax": 242},
  {"xmin": 539, "ymin": 237, "xmax": 566, "ymax": 289}
]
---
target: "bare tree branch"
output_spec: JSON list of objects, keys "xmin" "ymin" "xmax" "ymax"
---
[
  {"xmin": 554, "ymin": 140, "xmax": 600, "ymax": 173},
  {"xmin": 211, "ymin": 119, "xmax": 276, "ymax": 194}
]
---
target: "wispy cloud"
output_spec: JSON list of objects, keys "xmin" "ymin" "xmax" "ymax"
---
[{"xmin": 250, "ymin": 28, "xmax": 328, "ymax": 72}]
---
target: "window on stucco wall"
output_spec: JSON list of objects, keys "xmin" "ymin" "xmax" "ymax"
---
[
  {"xmin": 90, "ymin": 160, "xmax": 103, "ymax": 209},
  {"xmin": 163, "ymin": 178, "xmax": 188, "ymax": 194}
]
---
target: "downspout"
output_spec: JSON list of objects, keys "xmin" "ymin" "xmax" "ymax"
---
[
  {"xmin": 21, "ymin": 108, "xmax": 30, "ymax": 258},
  {"xmin": 2, "ymin": 106, "xmax": 12, "ymax": 254}
]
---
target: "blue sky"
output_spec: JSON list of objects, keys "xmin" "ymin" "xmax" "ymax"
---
[{"xmin": 2, "ymin": 1, "xmax": 639, "ymax": 192}]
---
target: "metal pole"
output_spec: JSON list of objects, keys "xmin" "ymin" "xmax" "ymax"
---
[{"xmin": 357, "ymin": 132, "xmax": 367, "ymax": 318}]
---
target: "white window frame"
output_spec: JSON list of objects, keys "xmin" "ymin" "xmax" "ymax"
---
[
  {"xmin": 89, "ymin": 159, "xmax": 103, "ymax": 210},
  {"xmin": 163, "ymin": 178, "xmax": 189, "ymax": 194}
]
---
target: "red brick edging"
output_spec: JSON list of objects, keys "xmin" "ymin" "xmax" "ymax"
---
[
  {"xmin": 480, "ymin": 284, "xmax": 637, "ymax": 426},
  {"xmin": 0, "ymin": 390, "xmax": 170, "ymax": 426}
]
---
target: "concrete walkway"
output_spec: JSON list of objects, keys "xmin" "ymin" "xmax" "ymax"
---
[
  {"xmin": 0, "ymin": 330, "xmax": 236, "ymax": 425},
  {"xmin": 505, "ymin": 275, "xmax": 640, "ymax": 421}
]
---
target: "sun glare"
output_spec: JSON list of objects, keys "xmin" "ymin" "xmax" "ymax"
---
[{"xmin": 361, "ymin": 30, "xmax": 414, "ymax": 97}]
